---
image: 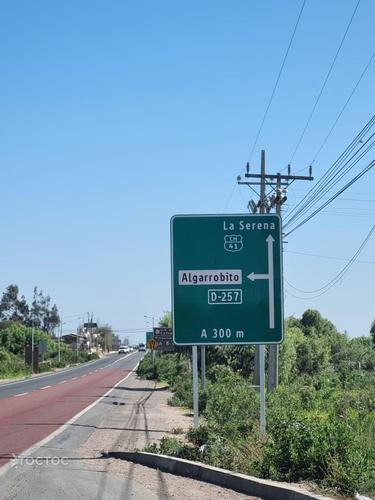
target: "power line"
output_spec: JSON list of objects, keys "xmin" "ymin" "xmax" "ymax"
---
[
  {"xmin": 284, "ymin": 249, "xmax": 375, "ymax": 265},
  {"xmin": 284, "ymin": 114, "xmax": 375, "ymax": 227},
  {"xmin": 248, "ymin": 0, "xmax": 307, "ymax": 163},
  {"xmin": 285, "ymin": 130, "xmax": 375, "ymax": 227},
  {"xmin": 284, "ymin": 159, "xmax": 375, "ymax": 236},
  {"xmin": 289, "ymin": 0, "xmax": 361, "ymax": 164},
  {"xmin": 288, "ymin": 195, "xmax": 375, "ymax": 203},
  {"xmin": 311, "ymin": 51, "xmax": 375, "ymax": 164},
  {"xmin": 222, "ymin": 182, "xmax": 237, "ymax": 213},
  {"xmin": 285, "ymin": 225, "xmax": 375, "ymax": 297}
]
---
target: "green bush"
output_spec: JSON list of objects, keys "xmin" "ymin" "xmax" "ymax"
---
[
  {"xmin": 137, "ymin": 352, "xmax": 190, "ymax": 389},
  {"xmin": 138, "ymin": 311, "xmax": 375, "ymax": 497},
  {"xmin": 204, "ymin": 366, "xmax": 259, "ymax": 438},
  {"xmin": 144, "ymin": 436, "xmax": 197, "ymax": 460},
  {"xmin": 0, "ymin": 347, "xmax": 30, "ymax": 378}
]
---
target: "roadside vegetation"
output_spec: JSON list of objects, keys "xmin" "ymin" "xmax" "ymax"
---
[
  {"xmin": 0, "ymin": 322, "xmax": 99, "ymax": 379},
  {"xmin": 137, "ymin": 310, "xmax": 375, "ymax": 498},
  {"xmin": 0, "ymin": 284, "xmax": 99, "ymax": 379}
]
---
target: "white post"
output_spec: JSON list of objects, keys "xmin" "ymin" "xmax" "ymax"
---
[
  {"xmin": 259, "ymin": 344, "xmax": 266, "ymax": 433},
  {"xmin": 31, "ymin": 324, "xmax": 35, "ymax": 373},
  {"xmin": 201, "ymin": 345, "xmax": 206, "ymax": 390},
  {"xmin": 58, "ymin": 321, "xmax": 61, "ymax": 363},
  {"xmin": 192, "ymin": 346, "xmax": 199, "ymax": 429}
]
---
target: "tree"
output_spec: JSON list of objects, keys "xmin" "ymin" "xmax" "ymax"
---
[
  {"xmin": 370, "ymin": 319, "xmax": 375, "ymax": 347},
  {"xmin": 300, "ymin": 309, "xmax": 338, "ymax": 339},
  {"xmin": 29, "ymin": 287, "xmax": 60, "ymax": 333},
  {"xmin": 159, "ymin": 311, "xmax": 172, "ymax": 328},
  {"xmin": 97, "ymin": 324, "xmax": 114, "ymax": 352},
  {"xmin": 44, "ymin": 304, "xmax": 60, "ymax": 334},
  {"xmin": 0, "ymin": 285, "xmax": 29, "ymax": 323},
  {"xmin": 279, "ymin": 325, "xmax": 305, "ymax": 384}
]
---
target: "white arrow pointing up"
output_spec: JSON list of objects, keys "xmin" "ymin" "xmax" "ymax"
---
[
  {"xmin": 266, "ymin": 235, "xmax": 275, "ymax": 329},
  {"xmin": 247, "ymin": 234, "xmax": 275, "ymax": 329}
]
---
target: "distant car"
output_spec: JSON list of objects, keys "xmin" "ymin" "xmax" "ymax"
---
[
  {"xmin": 138, "ymin": 343, "xmax": 146, "ymax": 352},
  {"xmin": 118, "ymin": 345, "xmax": 129, "ymax": 354}
]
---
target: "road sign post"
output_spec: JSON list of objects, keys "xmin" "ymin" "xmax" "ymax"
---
[
  {"xmin": 146, "ymin": 331, "xmax": 156, "ymax": 363},
  {"xmin": 171, "ymin": 213, "xmax": 283, "ymax": 432},
  {"xmin": 153, "ymin": 327, "xmax": 175, "ymax": 352},
  {"xmin": 171, "ymin": 214, "xmax": 283, "ymax": 346},
  {"xmin": 192, "ymin": 346, "xmax": 199, "ymax": 429},
  {"xmin": 201, "ymin": 345, "xmax": 206, "ymax": 390}
]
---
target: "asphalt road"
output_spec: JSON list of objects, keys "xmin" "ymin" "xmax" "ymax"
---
[
  {"xmin": 0, "ymin": 352, "xmax": 254, "ymax": 500},
  {"xmin": 0, "ymin": 351, "xmax": 143, "ymax": 468},
  {"xmin": 0, "ymin": 351, "xmax": 137, "ymax": 400}
]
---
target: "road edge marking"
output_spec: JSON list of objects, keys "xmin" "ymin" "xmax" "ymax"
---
[{"xmin": 0, "ymin": 359, "xmax": 141, "ymax": 478}]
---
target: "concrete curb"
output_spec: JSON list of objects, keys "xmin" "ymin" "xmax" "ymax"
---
[{"xmin": 105, "ymin": 451, "xmax": 332, "ymax": 500}]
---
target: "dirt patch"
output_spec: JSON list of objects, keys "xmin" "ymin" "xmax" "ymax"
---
[{"xmin": 78, "ymin": 372, "xmax": 258, "ymax": 499}]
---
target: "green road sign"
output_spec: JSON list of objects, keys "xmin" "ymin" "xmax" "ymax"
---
[
  {"xmin": 171, "ymin": 214, "xmax": 283, "ymax": 345},
  {"xmin": 146, "ymin": 331, "xmax": 154, "ymax": 348}
]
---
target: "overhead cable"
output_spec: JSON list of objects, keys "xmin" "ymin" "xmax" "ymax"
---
[
  {"xmin": 284, "ymin": 159, "xmax": 375, "ymax": 236},
  {"xmin": 247, "ymin": 0, "xmax": 307, "ymax": 163},
  {"xmin": 285, "ymin": 249, "xmax": 375, "ymax": 265},
  {"xmin": 285, "ymin": 130, "xmax": 375, "ymax": 228},
  {"xmin": 285, "ymin": 225, "xmax": 375, "ymax": 296},
  {"xmin": 284, "ymin": 114, "xmax": 375, "ymax": 226},
  {"xmin": 311, "ymin": 51, "xmax": 375, "ymax": 164},
  {"xmin": 289, "ymin": 0, "xmax": 361, "ymax": 164}
]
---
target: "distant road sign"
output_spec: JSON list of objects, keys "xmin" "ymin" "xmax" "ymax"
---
[
  {"xmin": 154, "ymin": 327, "xmax": 175, "ymax": 352},
  {"xmin": 171, "ymin": 214, "xmax": 283, "ymax": 345},
  {"xmin": 146, "ymin": 331, "xmax": 154, "ymax": 349},
  {"xmin": 148, "ymin": 339, "xmax": 158, "ymax": 350},
  {"xmin": 38, "ymin": 340, "xmax": 48, "ymax": 354},
  {"xmin": 84, "ymin": 323, "xmax": 98, "ymax": 329}
]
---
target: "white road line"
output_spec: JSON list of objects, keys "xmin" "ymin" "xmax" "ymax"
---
[
  {"xmin": 0, "ymin": 356, "xmax": 104, "ymax": 388},
  {"xmin": 0, "ymin": 361, "xmax": 140, "ymax": 478},
  {"xmin": 40, "ymin": 386, "xmax": 51, "ymax": 390},
  {"xmin": 81, "ymin": 375, "xmax": 87, "ymax": 377},
  {"xmin": 71, "ymin": 377, "xmax": 77, "ymax": 380},
  {"xmin": 14, "ymin": 392, "xmax": 28, "ymax": 397},
  {"xmin": 58, "ymin": 380, "xmax": 67, "ymax": 384}
]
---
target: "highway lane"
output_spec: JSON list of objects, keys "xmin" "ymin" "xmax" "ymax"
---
[
  {"xmin": 0, "ymin": 354, "xmax": 255, "ymax": 500},
  {"xmin": 0, "ymin": 351, "xmax": 137, "ymax": 400},
  {"xmin": 0, "ymin": 351, "xmax": 143, "ymax": 468}
]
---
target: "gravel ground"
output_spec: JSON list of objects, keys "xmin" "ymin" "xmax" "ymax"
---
[{"xmin": 77, "ymin": 372, "xmax": 260, "ymax": 499}]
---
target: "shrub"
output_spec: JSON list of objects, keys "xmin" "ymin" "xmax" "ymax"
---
[
  {"xmin": 144, "ymin": 437, "xmax": 197, "ymax": 460},
  {"xmin": 0, "ymin": 347, "xmax": 30, "ymax": 378}
]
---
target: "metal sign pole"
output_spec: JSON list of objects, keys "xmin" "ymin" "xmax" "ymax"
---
[
  {"xmin": 58, "ymin": 321, "xmax": 61, "ymax": 363},
  {"xmin": 31, "ymin": 324, "xmax": 34, "ymax": 374},
  {"xmin": 259, "ymin": 344, "xmax": 266, "ymax": 433},
  {"xmin": 192, "ymin": 345, "xmax": 199, "ymax": 429},
  {"xmin": 201, "ymin": 345, "xmax": 206, "ymax": 390}
]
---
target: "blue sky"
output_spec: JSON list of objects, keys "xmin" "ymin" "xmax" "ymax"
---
[{"xmin": 1, "ymin": 0, "xmax": 374, "ymax": 343}]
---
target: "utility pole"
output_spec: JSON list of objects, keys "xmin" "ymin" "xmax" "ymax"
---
[
  {"xmin": 253, "ymin": 150, "xmax": 267, "ymax": 385},
  {"xmin": 238, "ymin": 150, "xmax": 313, "ymax": 390},
  {"xmin": 268, "ymin": 174, "xmax": 281, "ymax": 390}
]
